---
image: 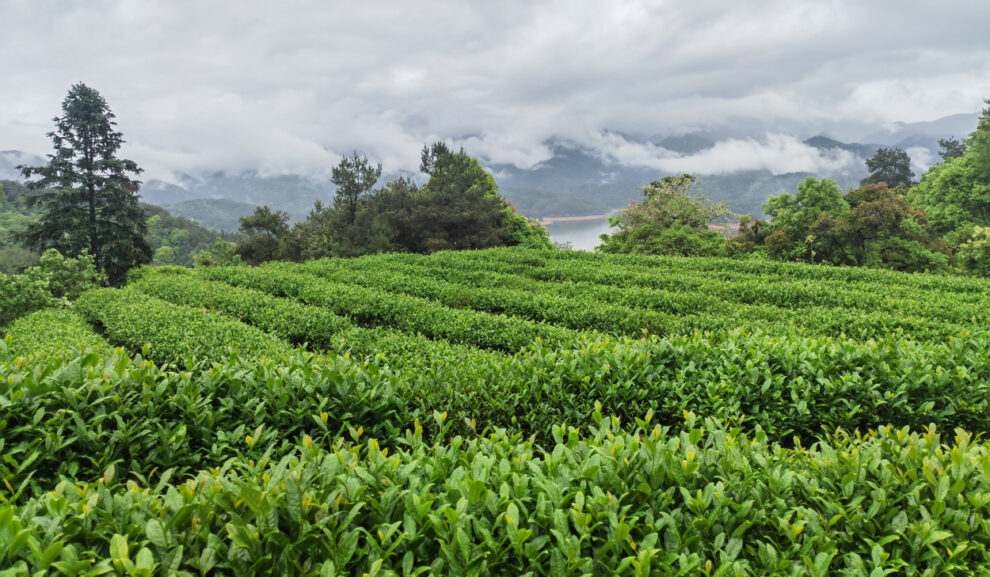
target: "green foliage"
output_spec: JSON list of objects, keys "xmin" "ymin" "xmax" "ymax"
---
[
  {"xmin": 416, "ymin": 142, "xmax": 550, "ymax": 252},
  {"xmin": 74, "ymin": 287, "xmax": 292, "ymax": 365},
  {"xmin": 282, "ymin": 144, "xmax": 550, "ymax": 260},
  {"xmin": 193, "ymin": 237, "xmax": 242, "ymax": 268},
  {"xmin": 758, "ymin": 179, "xmax": 946, "ymax": 273},
  {"xmin": 237, "ymin": 205, "xmax": 291, "ymax": 264},
  {"xmin": 292, "ymin": 257, "xmax": 674, "ymax": 336},
  {"xmin": 0, "ymin": 181, "xmax": 41, "ymax": 274},
  {"xmin": 4, "ymin": 413, "xmax": 990, "ymax": 574},
  {"xmin": 908, "ymin": 103, "xmax": 990, "ymax": 244},
  {"xmin": 129, "ymin": 270, "xmax": 354, "ymax": 350},
  {"xmin": 382, "ymin": 247, "xmax": 986, "ymax": 340},
  {"xmin": 0, "ymin": 334, "xmax": 405, "ymax": 505},
  {"xmin": 764, "ymin": 177, "xmax": 849, "ymax": 242},
  {"xmin": 332, "ymin": 152, "xmax": 382, "ymax": 227},
  {"xmin": 0, "ymin": 249, "xmax": 102, "ymax": 326},
  {"xmin": 957, "ymin": 226, "xmax": 990, "ymax": 277},
  {"xmin": 32, "ymin": 248, "xmax": 104, "ymax": 300},
  {"xmin": 7, "ymin": 247, "xmax": 990, "ymax": 572},
  {"xmin": 18, "ymin": 83, "xmax": 151, "ymax": 285},
  {"xmin": 600, "ymin": 222, "xmax": 727, "ymax": 257},
  {"xmin": 199, "ymin": 263, "xmax": 579, "ymax": 352},
  {"xmin": 143, "ymin": 205, "xmax": 221, "ymax": 267},
  {"xmin": 599, "ymin": 174, "xmax": 730, "ymax": 255},
  {"xmin": 2, "ymin": 308, "xmax": 108, "ymax": 360},
  {"xmin": 938, "ymin": 137, "xmax": 967, "ymax": 160},
  {"xmin": 0, "ymin": 272, "xmax": 52, "ymax": 328},
  {"xmin": 861, "ymin": 146, "xmax": 915, "ymax": 189}
]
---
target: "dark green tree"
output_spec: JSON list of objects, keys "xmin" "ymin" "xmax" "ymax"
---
[
  {"xmin": 860, "ymin": 147, "xmax": 914, "ymax": 189},
  {"xmin": 332, "ymin": 153, "xmax": 382, "ymax": 226},
  {"xmin": 18, "ymin": 83, "xmax": 151, "ymax": 284},
  {"xmin": 938, "ymin": 137, "xmax": 967, "ymax": 160},
  {"xmin": 836, "ymin": 183, "xmax": 947, "ymax": 272},
  {"xmin": 415, "ymin": 143, "xmax": 551, "ymax": 252},
  {"xmin": 236, "ymin": 205, "xmax": 290, "ymax": 264}
]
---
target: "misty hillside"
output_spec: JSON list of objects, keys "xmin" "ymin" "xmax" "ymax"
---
[
  {"xmin": 162, "ymin": 198, "xmax": 260, "ymax": 233},
  {"xmin": 2, "ymin": 112, "xmax": 975, "ymax": 228}
]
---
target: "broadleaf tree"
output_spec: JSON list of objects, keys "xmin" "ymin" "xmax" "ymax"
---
[
  {"xmin": 18, "ymin": 83, "xmax": 151, "ymax": 285},
  {"xmin": 598, "ymin": 174, "xmax": 730, "ymax": 256}
]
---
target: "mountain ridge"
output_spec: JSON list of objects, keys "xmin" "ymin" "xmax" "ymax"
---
[{"xmin": 1, "ymin": 111, "xmax": 976, "ymax": 227}]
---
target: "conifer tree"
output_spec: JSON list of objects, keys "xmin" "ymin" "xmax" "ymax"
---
[{"xmin": 19, "ymin": 83, "xmax": 151, "ymax": 285}]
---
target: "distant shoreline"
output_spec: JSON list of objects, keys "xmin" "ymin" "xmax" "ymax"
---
[
  {"xmin": 539, "ymin": 211, "xmax": 739, "ymax": 232},
  {"xmin": 539, "ymin": 210, "xmax": 619, "ymax": 225}
]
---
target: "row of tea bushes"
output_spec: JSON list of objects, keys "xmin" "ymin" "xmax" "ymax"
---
[
  {"xmin": 293, "ymin": 259, "xmax": 675, "ymax": 336},
  {"xmin": 3, "ymin": 414, "xmax": 988, "ymax": 575},
  {"xmin": 399, "ymin": 250, "xmax": 987, "ymax": 333},
  {"xmin": 1, "ymin": 308, "xmax": 109, "ymax": 361},
  {"xmin": 0, "ymin": 339, "xmax": 407, "ymax": 501},
  {"xmin": 74, "ymin": 288, "xmax": 294, "ymax": 366},
  {"xmin": 200, "ymin": 265, "xmax": 580, "ymax": 352},
  {"xmin": 297, "ymin": 255, "xmax": 967, "ymax": 340},
  {"xmin": 62, "ymin": 284, "xmax": 990, "ymax": 449}
]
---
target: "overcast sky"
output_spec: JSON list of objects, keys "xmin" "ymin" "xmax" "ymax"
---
[{"xmin": 2, "ymin": 0, "xmax": 989, "ymax": 180}]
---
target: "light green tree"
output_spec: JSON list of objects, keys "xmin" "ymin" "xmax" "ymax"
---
[
  {"xmin": 598, "ymin": 174, "xmax": 729, "ymax": 256},
  {"xmin": 908, "ymin": 99, "xmax": 990, "ymax": 245}
]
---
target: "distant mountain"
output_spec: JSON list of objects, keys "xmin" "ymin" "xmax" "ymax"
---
[
  {"xmin": 492, "ymin": 140, "xmax": 659, "ymax": 218},
  {"xmin": 656, "ymin": 133, "xmax": 716, "ymax": 155},
  {"xmin": 493, "ymin": 135, "xmax": 869, "ymax": 219},
  {"xmin": 141, "ymin": 171, "xmax": 336, "ymax": 221},
  {"xmin": 862, "ymin": 113, "xmax": 980, "ymax": 147},
  {"xmin": 802, "ymin": 135, "xmax": 879, "ymax": 158},
  {"xmin": 3, "ymin": 110, "xmax": 977, "ymax": 226},
  {"xmin": 163, "ymin": 198, "xmax": 259, "ymax": 233},
  {"xmin": 0, "ymin": 150, "xmax": 44, "ymax": 180}
]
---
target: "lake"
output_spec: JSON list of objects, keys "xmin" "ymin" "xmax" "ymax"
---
[{"xmin": 544, "ymin": 218, "xmax": 614, "ymax": 251}]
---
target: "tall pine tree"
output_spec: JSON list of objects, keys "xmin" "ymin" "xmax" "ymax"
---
[{"xmin": 19, "ymin": 83, "xmax": 151, "ymax": 285}]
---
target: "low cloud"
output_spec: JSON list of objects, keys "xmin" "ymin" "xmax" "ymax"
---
[
  {"xmin": 592, "ymin": 133, "xmax": 860, "ymax": 176},
  {"xmin": 1, "ymin": 1, "xmax": 988, "ymax": 181},
  {"xmin": 906, "ymin": 146, "xmax": 936, "ymax": 175}
]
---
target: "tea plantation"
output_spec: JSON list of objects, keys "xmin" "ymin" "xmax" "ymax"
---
[{"xmin": 3, "ymin": 248, "xmax": 990, "ymax": 575}]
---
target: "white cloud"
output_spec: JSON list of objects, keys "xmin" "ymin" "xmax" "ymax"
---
[
  {"xmin": 590, "ymin": 133, "xmax": 860, "ymax": 175},
  {"xmin": 0, "ymin": 0, "xmax": 987, "ymax": 179},
  {"xmin": 906, "ymin": 146, "xmax": 936, "ymax": 175}
]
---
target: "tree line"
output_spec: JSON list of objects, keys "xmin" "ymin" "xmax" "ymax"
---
[
  {"xmin": 7, "ymin": 82, "xmax": 990, "ymax": 287},
  {"xmin": 600, "ymin": 101, "xmax": 990, "ymax": 276},
  {"xmin": 227, "ymin": 143, "xmax": 552, "ymax": 266},
  {"xmin": 11, "ymin": 83, "xmax": 551, "ymax": 283}
]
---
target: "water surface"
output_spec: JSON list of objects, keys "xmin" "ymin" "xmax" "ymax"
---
[{"xmin": 544, "ymin": 218, "xmax": 614, "ymax": 251}]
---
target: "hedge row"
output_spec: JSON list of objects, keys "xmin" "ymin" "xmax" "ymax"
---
[
  {"xmin": 1, "ymin": 308, "xmax": 108, "ymax": 361},
  {"xmin": 401, "ymin": 250, "xmax": 989, "ymax": 329},
  {"xmin": 4, "ymin": 416, "xmax": 988, "ymax": 575},
  {"xmin": 199, "ymin": 264, "xmax": 580, "ymax": 352},
  {"xmin": 299, "ymin": 255, "xmax": 972, "ymax": 339},
  {"xmin": 294, "ymin": 258, "xmax": 675, "ymax": 336},
  {"xmin": 74, "ymin": 288, "xmax": 293, "ymax": 365}
]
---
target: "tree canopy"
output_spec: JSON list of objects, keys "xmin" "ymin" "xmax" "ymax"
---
[
  {"xmin": 860, "ymin": 147, "xmax": 914, "ymax": 189},
  {"xmin": 907, "ymin": 99, "xmax": 990, "ymax": 245},
  {"xmin": 18, "ymin": 83, "xmax": 151, "ymax": 284},
  {"xmin": 598, "ymin": 174, "xmax": 729, "ymax": 256},
  {"xmin": 764, "ymin": 177, "xmax": 849, "ymax": 239},
  {"xmin": 332, "ymin": 153, "xmax": 382, "ymax": 226},
  {"xmin": 263, "ymin": 143, "xmax": 551, "ymax": 260},
  {"xmin": 236, "ymin": 206, "xmax": 290, "ymax": 264}
]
